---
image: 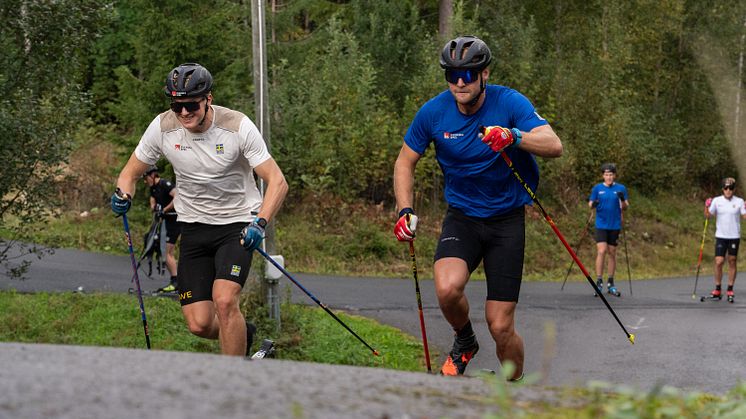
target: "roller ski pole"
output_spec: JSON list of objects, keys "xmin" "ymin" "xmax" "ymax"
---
[{"xmin": 482, "ymin": 127, "xmax": 635, "ymax": 345}]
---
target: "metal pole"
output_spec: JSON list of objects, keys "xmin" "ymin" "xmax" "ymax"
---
[{"xmin": 251, "ymin": 0, "xmax": 280, "ymax": 328}]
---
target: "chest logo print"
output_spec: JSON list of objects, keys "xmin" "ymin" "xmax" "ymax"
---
[{"xmin": 216, "ymin": 144, "xmax": 225, "ymax": 155}]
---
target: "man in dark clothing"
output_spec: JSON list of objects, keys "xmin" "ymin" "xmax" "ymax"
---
[{"xmin": 143, "ymin": 166, "xmax": 180, "ymax": 293}]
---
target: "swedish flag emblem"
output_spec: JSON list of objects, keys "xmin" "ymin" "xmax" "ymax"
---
[
  {"xmin": 216, "ymin": 144, "xmax": 225, "ymax": 154},
  {"xmin": 231, "ymin": 265, "xmax": 241, "ymax": 276}
]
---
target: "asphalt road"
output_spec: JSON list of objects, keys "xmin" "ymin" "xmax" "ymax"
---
[{"xmin": 2, "ymin": 246, "xmax": 745, "ymax": 396}]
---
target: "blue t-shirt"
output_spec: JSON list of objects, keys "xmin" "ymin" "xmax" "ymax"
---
[
  {"xmin": 404, "ymin": 84, "xmax": 548, "ymax": 218},
  {"xmin": 589, "ymin": 182, "xmax": 628, "ymax": 230}
]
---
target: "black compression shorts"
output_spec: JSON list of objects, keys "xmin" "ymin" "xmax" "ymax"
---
[
  {"xmin": 715, "ymin": 238, "xmax": 740, "ymax": 257},
  {"xmin": 434, "ymin": 206, "xmax": 525, "ymax": 302},
  {"xmin": 164, "ymin": 218, "xmax": 181, "ymax": 245},
  {"xmin": 177, "ymin": 222, "xmax": 253, "ymax": 306},
  {"xmin": 594, "ymin": 229, "xmax": 620, "ymax": 246}
]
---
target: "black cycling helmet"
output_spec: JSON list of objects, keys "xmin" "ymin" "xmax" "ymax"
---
[
  {"xmin": 143, "ymin": 165, "xmax": 158, "ymax": 178},
  {"xmin": 601, "ymin": 163, "xmax": 617, "ymax": 173},
  {"xmin": 439, "ymin": 35, "xmax": 492, "ymax": 70},
  {"xmin": 164, "ymin": 63, "xmax": 213, "ymax": 98}
]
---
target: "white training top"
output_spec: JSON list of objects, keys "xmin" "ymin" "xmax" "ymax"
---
[
  {"xmin": 708, "ymin": 195, "xmax": 746, "ymax": 239},
  {"xmin": 135, "ymin": 105, "xmax": 271, "ymax": 225}
]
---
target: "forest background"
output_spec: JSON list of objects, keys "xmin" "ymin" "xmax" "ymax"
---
[{"xmin": 2, "ymin": 0, "xmax": 746, "ymax": 281}]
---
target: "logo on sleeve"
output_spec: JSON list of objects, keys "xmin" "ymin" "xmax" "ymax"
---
[{"xmin": 230, "ymin": 265, "xmax": 241, "ymax": 276}]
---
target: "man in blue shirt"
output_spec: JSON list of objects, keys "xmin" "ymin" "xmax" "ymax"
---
[
  {"xmin": 588, "ymin": 163, "xmax": 629, "ymax": 296},
  {"xmin": 393, "ymin": 35, "xmax": 562, "ymax": 379}
]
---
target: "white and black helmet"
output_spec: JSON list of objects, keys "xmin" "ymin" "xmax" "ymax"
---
[
  {"xmin": 164, "ymin": 63, "xmax": 213, "ymax": 98},
  {"xmin": 439, "ymin": 35, "xmax": 492, "ymax": 70}
]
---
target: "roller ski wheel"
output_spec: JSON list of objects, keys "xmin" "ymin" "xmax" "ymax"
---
[
  {"xmin": 727, "ymin": 291, "xmax": 734, "ymax": 303},
  {"xmin": 250, "ymin": 339, "xmax": 276, "ymax": 360},
  {"xmin": 607, "ymin": 286, "xmax": 621, "ymax": 297}
]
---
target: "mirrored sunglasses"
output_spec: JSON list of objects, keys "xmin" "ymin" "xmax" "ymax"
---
[
  {"xmin": 170, "ymin": 100, "xmax": 203, "ymax": 113},
  {"xmin": 444, "ymin": 69, "xmax": 481, "ymax": 84}
]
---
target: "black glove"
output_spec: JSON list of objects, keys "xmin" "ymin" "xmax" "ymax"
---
[
  {"xmin": 616, "ymin": 191, "xmax": 625, "ymax": 200},
  {"xmin": 591, "ymin": 200, "xmax": 599, "ymax": 209}
]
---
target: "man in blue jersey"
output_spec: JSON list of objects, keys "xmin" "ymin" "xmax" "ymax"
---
[
  {"xmin": 588, "ymin": 163, "xmax": 629, "ymax": 296},
  {"xmin": 393, "ymin": 35, "xmax": 562, "ymax": 379}
]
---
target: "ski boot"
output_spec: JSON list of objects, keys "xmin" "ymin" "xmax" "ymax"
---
[
  {"xmin": 245, "ymin": 321, "xmax": 257, "ymax": 357},
  {"xmin": 440, "ymin": 336, "xmax": 479, "ymax": 376},
  {"xmin": 155, "ymin": 282, "xmax": 177, "ymax": 294},
  {"xmin": 593, "ymin": 279, "xmax": 604, "ymax": 297},
  {"xmin": 607, "ymin": 283, "xmax": 621, "ymax": 297},
  {"xmin": 727, "ymin": 290, "xmax": 734, "ymax": 303}
]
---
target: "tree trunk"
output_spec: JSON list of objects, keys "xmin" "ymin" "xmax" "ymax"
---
[
  {"xmin": 439, "ymin": 0, "xmax": 452, "ymax": 39},
  {"xmin": 735, "ymin": 14, "xmax": 746, "ymax": 141}
]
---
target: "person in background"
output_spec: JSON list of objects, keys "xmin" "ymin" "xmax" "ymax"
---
[
  {"xmin": 142, "ymin": 165, "xmax": 180, "ymax": 294},
  {"xmin": 705, "ymin": 177, "xmax": 746, "ymax": 302},
  {"xmin": 588, "ymin": 163, "xmax": 629, "ymax": 297}
]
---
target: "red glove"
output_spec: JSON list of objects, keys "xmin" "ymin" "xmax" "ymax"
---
[
  {"xmin": 705, "ymin": 197, "xmax": 712, "ymax": 208},
  {"xmin": 394, "ymin": 210, "xmax": 418, "ymax": 242},
  {"xmin": 480, "ymin": 126, "xmax": 522, "ymax": 153}
]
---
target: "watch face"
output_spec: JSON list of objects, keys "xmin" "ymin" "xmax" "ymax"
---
[{"xmin": 257, "ymin": 218, "xmax": 268, "ymax": 228}]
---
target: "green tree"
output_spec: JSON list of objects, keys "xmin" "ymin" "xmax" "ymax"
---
[
  {"xmin": 272, "ymin": 17, "xmax": 399, "ymax": 202},
  {"xmin": 0, "ymin": 0, "xmax": 112, "ymax": 277}
]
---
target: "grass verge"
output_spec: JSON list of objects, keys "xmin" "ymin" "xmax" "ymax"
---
[{"xmin": 0, "ymin": 289, "xmax": 429, "ymax": 372}]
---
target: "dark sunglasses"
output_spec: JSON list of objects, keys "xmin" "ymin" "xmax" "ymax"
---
[
  {"xmin": 724, "ymin": 185, "xmax": 735, "ymax": 190},
  {"xmin": 444, "ymin": 69, "xmax": 481, "ymax": 84},
  {"xmin": 170, "ymin": 99, "xmax": 204, "ymax": 113}
]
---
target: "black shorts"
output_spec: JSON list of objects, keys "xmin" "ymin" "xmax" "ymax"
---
[
  {"xmin": 715, "ymin": 238, "xmax": 740, "ymax": 257},
  {"xmin": 177, "ymin": 222, "xmax": 253, "ymax": 306},
  {"xmin": 164, "ymin": 217, "xmax": 181, "ymax": 245},
  {"xmin": 434, "ymin": 207, "xmax": 525, "ymax": 302},
  {"xmin": 595, "ymin": 229, "xmax": 620, "ymax": 246}
]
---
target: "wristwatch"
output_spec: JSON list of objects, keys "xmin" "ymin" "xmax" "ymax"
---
[{"xmin": 255, "ymin": 217, "xmax": 268, "ymax": 229}]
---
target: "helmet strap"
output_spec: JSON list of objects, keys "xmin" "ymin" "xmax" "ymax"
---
[
  {"xmin": 468, "ymin": 73, "xmax": 486, "ymax": 107},
  {"xmin": 198, "ymin": 96, "xmax": 209, "ymax": 126}
]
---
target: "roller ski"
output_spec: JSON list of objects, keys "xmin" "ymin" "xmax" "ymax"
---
[
  {"xmin": 607, "ymin": 284, "xmax": 621, "ymax": 297},
  {"xmin": 699, "ymin": 289, "xmax": 722, "ymax": 302},
  {"xmin": 128, "ymin": 285, "xmax": 178, "ymax": 299},
  {"xmin": 727, "ymin": 290, "xmax": 734, "ymax": 303},
  {"xmin": 593, "ymin": 279, "xmax": 603, "ymax": 297},
  {"xmin": 250, "ymin": 339, "xmax": 276, "ymax": 360}
]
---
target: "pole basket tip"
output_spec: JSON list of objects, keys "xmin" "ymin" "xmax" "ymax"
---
[
  {"xmin": 629, "ymin": 334, "xmax": 636, "ymax": 345},
  {"xmin": 373, "ymin": 350, "xmax": 381, "ymax": 357}
]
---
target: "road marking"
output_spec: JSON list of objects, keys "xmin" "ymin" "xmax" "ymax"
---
[{"xmin": 627, "ymin": 317, "xmax": 648, "ymax": 330}]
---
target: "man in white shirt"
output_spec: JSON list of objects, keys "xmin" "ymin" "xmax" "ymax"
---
[
  {"xmin": 111, "ymin": 63, "xmax": 288, "ymax": 356},
  {"xmin": 705, "ymin": 177, "xmax": 746, "ymax": 302}
]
